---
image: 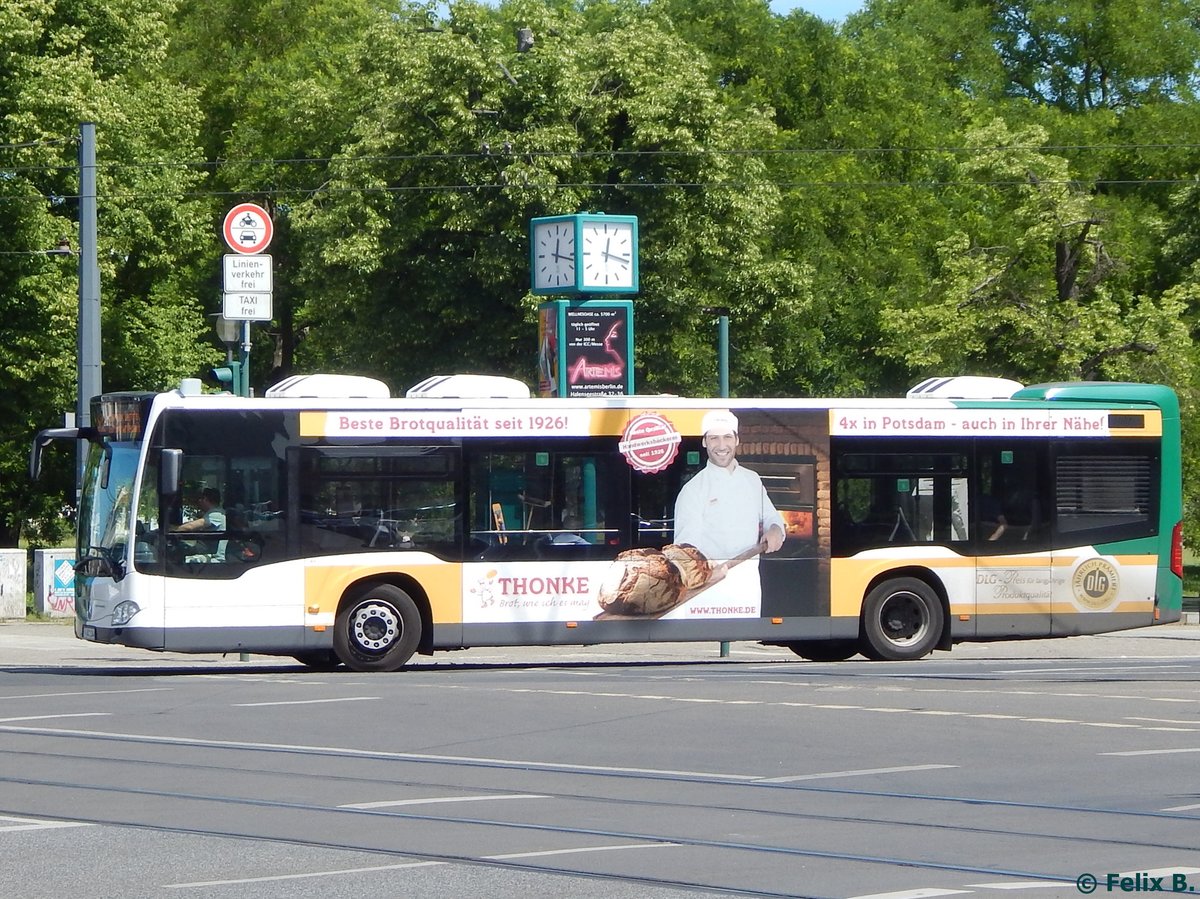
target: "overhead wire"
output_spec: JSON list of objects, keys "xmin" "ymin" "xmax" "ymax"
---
[{"xmin": 2, "ymin": 140, "xmax": 1197, "ymax": 209}]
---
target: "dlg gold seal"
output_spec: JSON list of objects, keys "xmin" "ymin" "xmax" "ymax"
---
[{"xmin": 1071, "ymin": 558, "xmax": 1119, "ymax": 610}]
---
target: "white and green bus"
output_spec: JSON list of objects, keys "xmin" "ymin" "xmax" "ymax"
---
[{"xmin": 31, "ymin": 374, "xmax": 1184, "ymax": 671}]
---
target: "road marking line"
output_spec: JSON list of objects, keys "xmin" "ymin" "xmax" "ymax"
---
[
  {"xmin": 0, "ymin": 688, "xmax": 169, "ymax": 700},
  {"xmin": 164, "ymin": 842, "xmax": 676, "ymax": 888},
  {"xmin": 0, "ymin": 724, "xmax": 763, "ymax": 782},
  {"xmin": 1128, "ymin": 867, "xmax": 1200, "ymax": 876},
  {"xmin": 1125, "ymin": 716, "xmax": 1198, "ymax": 724},
  {"xmin": 848, "ymin": 889, "xmax": 970, "ymax": 898},
  {"xmin": 233, "ymin": 696, "xmax": 378, "ymax": 707},
  {"xmin": 998, "ymin": 665, "xmax": 1190, "ymax": 674},
  {"xmin": 165, "ymin": 861, "xmax": 445, "ymax": 888},
  {"xmin": 758, "ymin": 764, "xmax": 957, "ymax": 784},
  {"xmin": 1102, "ymin": 747, "xmax": 1200, "ymax": 756},
  {"xmin": 1162, "ymin": 802, "xmax": 1200, "ymax": 811},
  {"xmin": 963, "ymin": 882, "xmax": 1066, "ymax": 890},
  {"xmin": 340, "ymin": 793, "xmax": 547, "ymax": 809},
  {"xmin": 0, "ymin": 713, "xmax": 109, "ymax": 723},
  {"xmin": 487, "ymin": 842, "xmax": 677, "ymax": 860},
  {"xmin": 0, "ymin": 815, "xmax": 95, "ymax": 833}
]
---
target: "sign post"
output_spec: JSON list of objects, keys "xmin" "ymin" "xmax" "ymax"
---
[{"xmin": 220, "ymin": 204, "xmax": 274, "ymax": 396}]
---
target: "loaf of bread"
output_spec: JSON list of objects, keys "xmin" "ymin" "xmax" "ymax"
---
[
  {"xmin": 596, "ymin": 548, "xmax": 684, "ymax": 615},
  {"xmin": 661, "ymin": 543, "xmax": 712, "ymax": 590}
]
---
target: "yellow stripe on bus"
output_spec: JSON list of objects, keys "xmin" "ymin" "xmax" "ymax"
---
[{"xmin": 304, "ymin": 559, "xmax": 465, "ymax": 624}]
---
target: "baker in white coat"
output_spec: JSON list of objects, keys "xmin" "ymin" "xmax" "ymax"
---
[{"xmin": 668, "ymin": 410, "xmax": 785, "ymax": 617}]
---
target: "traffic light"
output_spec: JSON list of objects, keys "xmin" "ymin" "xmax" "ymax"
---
[{"xmin": 206, "ymin": 362, "xmax": 243, "ymax": 396}]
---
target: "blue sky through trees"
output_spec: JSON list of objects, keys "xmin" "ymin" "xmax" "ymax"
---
[{"xmin": 770, "ymin": 0, "xmax": 861, "ymax": 19}]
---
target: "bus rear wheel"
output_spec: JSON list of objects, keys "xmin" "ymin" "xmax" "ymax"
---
[
  {"xmin": 334, "ymin": 584, "xmax": 421, "ymax": 672},
  {"xmin": 860, "ymin": 577, "xmax": 942, "ymax": 661},
  {"xmin": 784, "ymin": 640, "xmax": 859, "ymax": 662}
]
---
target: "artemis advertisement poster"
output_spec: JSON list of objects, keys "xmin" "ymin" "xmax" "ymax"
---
[{"xmin": 563, "ymin": 304, "xmax": 630, "ymax": 396}]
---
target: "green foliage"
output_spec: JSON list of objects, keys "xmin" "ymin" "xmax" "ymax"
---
[
  {"xmin": 277, "ymin": 0, "xmax": 807, "ymax": 395},
  {"xmin": 0, "ymin": 0, "xmax": 213, "ymax": 546}
]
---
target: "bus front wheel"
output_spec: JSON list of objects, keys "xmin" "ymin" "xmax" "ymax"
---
[
  {"xmin": 859, "ymin": 577, "xmax": 943, "ymax": 661},
  {"xmin": 334, "ymin": 584, "xmax": 421, "ymax": 672}
]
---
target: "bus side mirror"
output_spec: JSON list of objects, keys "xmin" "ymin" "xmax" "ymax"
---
[
  {"xmin": 160, "ymin": 448, "xmax": 182, "ymax": 497},
  {"xmin": 29, "ymin": 428, "xmax": 79, "ymax": 480},
  {"xmin": 29, "ymin": 426, "xmax": 99, "ymax": 480}
]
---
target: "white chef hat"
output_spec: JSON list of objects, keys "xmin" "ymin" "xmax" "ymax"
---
[{"xmin": 700, "ymin": 409, "xmax": 738, "ymax": 436}]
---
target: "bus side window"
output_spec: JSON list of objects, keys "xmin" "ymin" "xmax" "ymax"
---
[
  {"xmin": 832, "ymin": 451, "xmax": 970, "ymax": 554},
  {"xmin": 976, "ymin": 446, "xmax": 1047, "ymax": 551},
  {"xmin": 469, "ymin": 446, "xmax": 627, "ymax": 559}
]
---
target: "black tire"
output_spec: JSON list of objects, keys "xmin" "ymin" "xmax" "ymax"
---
[
  {"xmin": 292, "ymin": 650, "xmax": 342, "ymax": 671},
  {"xmin": 859, "ymin": 577, "xmax": 943, "ymax": 661},
  {"xmin": 333, "ymin": 584, "xmax": 421, "ymax": 672},
  {"xmin": 784, "ymin": 640, "xmax": 860, "ymax": 662}
]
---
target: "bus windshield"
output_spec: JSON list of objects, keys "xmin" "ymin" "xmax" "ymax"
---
[{"xmin": 78, "ymin": 439, "xmax": 141, "ymax": 564}]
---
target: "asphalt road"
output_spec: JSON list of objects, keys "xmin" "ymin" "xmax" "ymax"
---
[{"xmin": 1, "ymin": 621, "xmax": 1198, "ymax": 899}]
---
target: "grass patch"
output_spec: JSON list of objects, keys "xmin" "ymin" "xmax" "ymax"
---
[{"xmin": 1185, "ymin": 565, "xmax": 1200, "ymax": 600}]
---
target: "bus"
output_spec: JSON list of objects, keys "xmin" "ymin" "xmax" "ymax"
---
[{"xmin": 30, "ymin": 373, "xmax": 1183, "ymax": 671}]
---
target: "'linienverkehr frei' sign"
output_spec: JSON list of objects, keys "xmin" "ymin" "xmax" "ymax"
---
[{"xmin": 222, "ymin": 254, "xmax": 273, "ymax": 321}]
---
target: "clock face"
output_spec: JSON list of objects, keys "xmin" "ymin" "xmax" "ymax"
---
[
  {"xmin": 533, "ymin": 221, "xmax": 576, "ymax": 290},
  {"xmin": 580, "ymin": 220, "xmax": 635, "ymax": 289}
]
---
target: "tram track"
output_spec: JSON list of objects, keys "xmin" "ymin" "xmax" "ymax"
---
[
  {"xmin": 0, "ymin": 779, "xmax": 1084, "ymax": 899},
  {"xmin": 0, "ymin": 726, "xmax": 1197, "ymax": 897},
  {"xmin": 1, "ymin": 739, "xmax": 1199, "ymax": 842},
  {"xmin": 3, "ymin": 644, "xmax": 1198, "ymax": 896},
  {"xmin": 1, "ymin": 722, "xmax": 1199, "ymax": 826}
]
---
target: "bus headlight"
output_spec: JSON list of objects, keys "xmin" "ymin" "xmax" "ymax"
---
[{"xmin": 111, "ymin": 601, "xmax": 140, "ymax": 627}]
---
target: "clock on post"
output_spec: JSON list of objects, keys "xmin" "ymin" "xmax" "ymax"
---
[{"xmin": 530, "ymin": 213, "xmax": 639, "ymax": 296}]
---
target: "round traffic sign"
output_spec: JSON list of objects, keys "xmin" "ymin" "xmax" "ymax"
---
[{"xmin": 223, "ymin": 203, "xmax": 273, "ymax": 254}]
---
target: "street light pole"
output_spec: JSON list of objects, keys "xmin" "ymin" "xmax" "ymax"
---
[
  {"xmin": 703, "ymin": 306, "xmax": 731, "ymax": 399},
  {"xmin": 703, "ymin": 306, "xmax": 732, "ymax": 658},
  {"xmin": 77, "ymin": 122, "xmax": 101, "ymax": 499},
  {"xmin": 717, "ymin": 311, "xmax": 730, "ymax": 399}
]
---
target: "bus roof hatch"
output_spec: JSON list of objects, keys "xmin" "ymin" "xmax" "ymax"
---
[
  {"xmin": 406, "ymin": 374, "xmax": 531, "ymax": 399},
  {"xmin": 907, "ymin": 376, "xmax": 1025, "ymax": 400},
  {"xmin": 265, "ymin": 374, "xmax": 392, "ymax": 399}
]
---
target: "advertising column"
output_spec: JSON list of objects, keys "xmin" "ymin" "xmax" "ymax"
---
[
  {"xmin": 531, "ymin": 213, "xmax": 639, "ymax": 398},
  {"xmin": 538, "ymin": 299, "xmax": 634, "ymax": 397}
]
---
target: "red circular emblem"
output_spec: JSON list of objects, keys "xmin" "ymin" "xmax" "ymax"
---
[
  {"xmin": 619, "ymin": 412, "xmax": 681, "ymax": 473},
  {"xmin": 223, "ymin": 203, "xmax": 273, "ymax": 255}
]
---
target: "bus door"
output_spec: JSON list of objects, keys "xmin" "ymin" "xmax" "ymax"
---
[{"xmin": 973, "ymin": 443, "xmax": 1052, "ymax": 637}]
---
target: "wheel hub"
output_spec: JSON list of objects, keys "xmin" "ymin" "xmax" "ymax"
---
[
  {"xmin": 880, "ymin": 592, "xmax": 926, "ymax": 644},
  {"xmin": 351, "ymin": 601, "xmax": 400, "ymax": 652}
]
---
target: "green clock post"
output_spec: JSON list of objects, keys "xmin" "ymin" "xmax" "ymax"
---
[{"xmin": 531, "ymin": 213, "xmax": 639, "ymax": 397}]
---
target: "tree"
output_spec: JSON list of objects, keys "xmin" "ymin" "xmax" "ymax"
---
[
  {"xmin": 878, "ymin": 119, "xmax": 1192, "ymax": 388},
  {"xmin": 165, "ymin": 0, "xmax": 391, "ymax": 390},
  {"xmin": 279, "ymin": 0, "xmax": 806, "ymax": 396},
  {"xmin": 0, "ymin": 0, "xmax": 213, "ymax": 546}
]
